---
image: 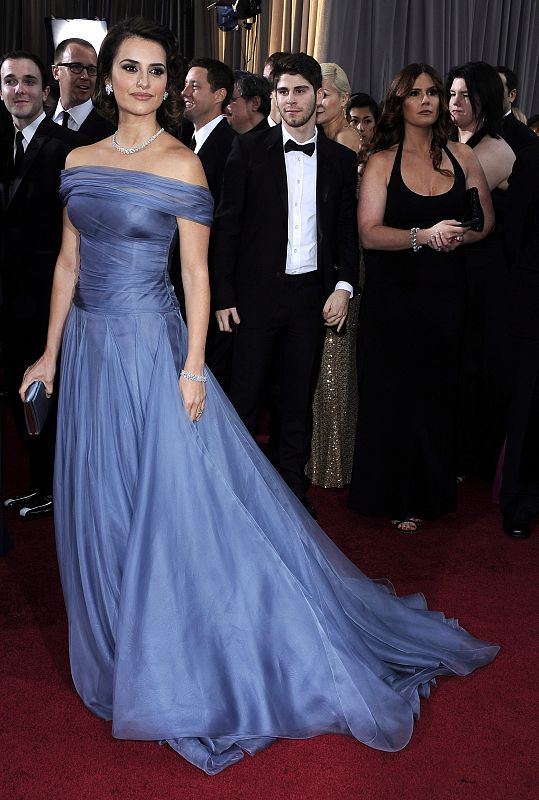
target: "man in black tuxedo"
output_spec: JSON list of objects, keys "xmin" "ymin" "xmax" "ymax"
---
[
  {"xmin": 500, "ymin": 142, "xmax": 539, "ymax": 539},
  {"xmin": 213, "ymin": 53, "xmax": 358, "ymax": 515},
  {"xmin": 51, "ymin": 38, "xmax": 114, "ymax": 143},
  {"xmin": 497, "ymin": 66, "xmax": 537, "ymax": 155},
  {"xmin": 0, "ymin": 51, "xmax": 84, "ymax": 518},
  {"xmin": 182, "ymin": 57, "xmax": 236, "ymax": 205},
  {"xmin": 181, "ymin": 57, "xmax": 237, "ymax": 390}
]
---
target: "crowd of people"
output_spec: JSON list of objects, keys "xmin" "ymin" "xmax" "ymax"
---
[
  {"xmin": 1, "ymin": 12, "xmax": 537, "ymax": 774},
  {"xmin": 2, "ymin": 23, "xmax": 538, "ymax": 539}
]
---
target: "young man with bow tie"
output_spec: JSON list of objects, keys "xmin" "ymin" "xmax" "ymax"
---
[{"xmin": 213, "ymin": 53, "xmax": 358, "ymax": 516}]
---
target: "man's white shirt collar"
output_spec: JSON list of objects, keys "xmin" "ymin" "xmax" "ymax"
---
[
  {"xmin": 53, "ymin": 98, "xmax": 94, "ymax": 129},
  {"xmin": 281, "ymin": 125, "xmax": 317, "ymax": 149},
  {"xmin": 14, "ymin": 111, "xmax": 46, "ymax": 148},
  {"xmin": 192, "ymin": 114, "xmax": 225, "ymax": 153}
]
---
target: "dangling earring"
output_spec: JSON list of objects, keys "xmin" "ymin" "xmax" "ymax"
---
[
  {"xmin": 163, "ymin": 90, "xmax": 169, "ymax": 101},
  {"xmin": 105, "ymin": 82, "xmax": 113, "ymax": 96}
]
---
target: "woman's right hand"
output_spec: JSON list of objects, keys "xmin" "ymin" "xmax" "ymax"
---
[
  {"xmin": 19, "ymin": 353, "xmax": 56, "ymax": 401},
  {"xmin": 421, "ymin": 220, "xmax": 468, "ymax": 252}
]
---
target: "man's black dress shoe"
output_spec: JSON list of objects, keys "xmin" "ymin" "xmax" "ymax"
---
[
  {"xmin": 19, "ymin": 494, "xmax": 53, "ymax": 519},
  {"xmin": 502, "ymin": 517, "xmax": 531, "ymax": 539},
  {"xmin": 4, "ymin": 489, "xmax": 39, "ymax": 508}
]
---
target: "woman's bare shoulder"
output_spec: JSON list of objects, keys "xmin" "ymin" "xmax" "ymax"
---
[
  {"xmin": 334, "ymin": 125, "xmax": 361, "ymax": 153},
  {"xmin": 365, "ymin": 147, "xmax": 397, "ymax": 171},
  {"xmin": 446, "ymin": 140, "xmax": 475, "ymax": 167},
  {"xmin": 65, "ymin": 140, "xmax": 111, "ymax": 168},
  {"xmin": 475, "ymin": 133, "xmax": 514, "ymax": 161},
  {"xmin": 150, "ymin": 135, "xmax": 209, "ymax": 189}
]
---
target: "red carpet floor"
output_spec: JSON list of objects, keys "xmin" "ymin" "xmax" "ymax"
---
[{"xmin": 1, "ymin": 454, "xmax": 538, "ymax": 799}]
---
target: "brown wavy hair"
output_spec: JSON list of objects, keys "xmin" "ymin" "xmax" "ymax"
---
[
  {"xmin": 93, "ymin": 17, "xmax": 184, "ymax": 133},
  {"xmin": 370, "ymin": 63, "xmax": 452, "ymax": 176}
]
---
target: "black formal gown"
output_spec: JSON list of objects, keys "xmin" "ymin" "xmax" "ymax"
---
[{"xmin": 349, "ymin": 143, "xmax": 467, "ymax": 519}]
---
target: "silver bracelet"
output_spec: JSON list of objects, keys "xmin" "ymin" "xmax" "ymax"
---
[
  {"xmin": 410, "ymin": 227, "xmax": 422, "ymax": 252},
  {"xmin": 180, "ymin": 369, "xmax": 207, "ymax": 383}
]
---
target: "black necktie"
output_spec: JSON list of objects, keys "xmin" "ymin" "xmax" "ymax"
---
[
  {"xmin": 284, "ymin": 140, "xmax": 315, "ymax": 156},
  {"xmin": 189, "ymin": 135, "xmax": 196, "ymax": 151},
  {"xmin": 13, "ymin": 130, "xmax": 25, "ymax": 177},
  {"xmin": 62, "ymin": 110, "xmax": 70, "ymax": 128}
]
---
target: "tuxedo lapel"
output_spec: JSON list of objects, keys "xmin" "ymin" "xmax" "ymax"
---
[
  {"xmin": 197, "ymin": 117, "xmax": 227, "ymax": 158},
  {"xmin": 315, "ymin": 135, "xmax": 332, "ymax": 243},
  {"xmin": 266, "ymin": 125, "xmax": 287, "ymax": 216},
  {"xmin": 7, "ymin": 121, "xmax": 47, "ymax": 206}
]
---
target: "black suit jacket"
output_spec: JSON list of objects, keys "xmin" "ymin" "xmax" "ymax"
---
[
  {"xmin": 245, "ymin": 117, "xmax": 270, "ymax": 135},
  {"xmin": 0, "ymin": 116, "xmax": 84, "ymax": 320},
  {"xmin": 504, "ymin": 142, "xmax": 539, "ymax": 339},
  {"xmin": 48, "ymin": 104, "xmax": 115, "ymax": 144},
  {"xmin": 196, "ymin": 117, "xmax": 237, "ymax": 207},
  {"xmin": 212, "ymin": 124, "xmax": 359, "ymax": 320},
  {"xmin": 502, "ymin": 112, "xmax": 538, "ymax": 155},
  {"xmin": 78, "ymin": 106, "xmax": 115, "ymax": 143}
]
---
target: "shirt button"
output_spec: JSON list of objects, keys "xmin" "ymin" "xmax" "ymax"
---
[
  {"xmin": 293, "ymin": 248, "xmax": 297, "ymax": 253},
  {"xmin": 295, "ymin": 224, "xmax": 299, "ymax": 229}
]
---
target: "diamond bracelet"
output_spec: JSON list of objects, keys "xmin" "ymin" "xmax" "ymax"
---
[
  {"xmin": 410, "ymin": 227, "xmax": 422, "ymax": 252},
  {"xmin": 180, "ymin": 369, "xmax": 207, "ymax": 383}
]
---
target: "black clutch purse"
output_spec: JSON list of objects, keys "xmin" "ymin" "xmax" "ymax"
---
[
  {"xmin": 460, "ymin": 187, "xmax": 484, "ymax": 231},
  {"xmin": 23, "ymin": 380, "xmax": 52, "ymax": 436}
]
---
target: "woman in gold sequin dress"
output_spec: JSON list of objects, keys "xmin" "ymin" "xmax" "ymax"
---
[{"xmin": 306, "ymin": 64, "xmax": 362, "ymax": 487}]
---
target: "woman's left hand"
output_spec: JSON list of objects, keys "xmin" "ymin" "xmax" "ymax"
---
[
  {"xmin": 426, "ymin": 220, "xmax": 468, "ymax": 252},
  {"xmin": 179, "ymin": 370, "xmax": 206, "ymax": 422}
]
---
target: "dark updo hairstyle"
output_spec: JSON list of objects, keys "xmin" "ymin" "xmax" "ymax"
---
[
  {"xmin": 445, "ymin": 61, "xmax": 504, "ymax": 141},
  {"xmin": 371, "ymin": 63, "xmax": 452, "ymax": 176},
  {"xmin": 94, "ymin": 17, "xmax": 184, "ymax": 132}
]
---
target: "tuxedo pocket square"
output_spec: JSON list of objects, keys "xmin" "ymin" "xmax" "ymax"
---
[{"xmin": 23, "ymin": 380, "xmax": 52, "ymax": 436}]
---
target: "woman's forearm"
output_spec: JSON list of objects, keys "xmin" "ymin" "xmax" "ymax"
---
[
  {"xmin": 182, "ymin": 266, "xmax": 210, "ymax": 371},
  {"xmin": 44, "ymin": 260, "xmax": 78, "ymax": 362}
]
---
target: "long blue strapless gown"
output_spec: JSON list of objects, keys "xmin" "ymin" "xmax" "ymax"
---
[{"xmin": 55, "ymin": 166, "xmax": 498, "ymax": 775}]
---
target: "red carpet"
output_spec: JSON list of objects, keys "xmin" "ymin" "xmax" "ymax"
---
[{"xmin": 1, "ymin": 441, "xmax": 538, "ymax": 799}]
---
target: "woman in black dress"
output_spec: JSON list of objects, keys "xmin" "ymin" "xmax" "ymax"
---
[
  {"xmin": 348, "ymin": 63, "xmax": 493, "ymax": 531},
  {"xmin": 447, "ymin": 62, "xmax": 515, "ymax": 480}
]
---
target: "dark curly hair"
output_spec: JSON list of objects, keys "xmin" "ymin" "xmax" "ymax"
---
[
  {"xmin": 371, "ymin": 63, "xmax": 452, "ymax": 177},
  {"xmin": 93, "ymin": 17, "xmax": 184, "ymax": 133}
]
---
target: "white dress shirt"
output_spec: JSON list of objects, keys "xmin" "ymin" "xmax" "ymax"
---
[
  {"xmin": 52, "ymin": 98, "xmax": 93, "ymax": 131},
  {"xmin": 192, "ymin": 115, "xmax": 225, "ymax": 154},
  {"xmin": 13, "ymin": 111, "xmax": 46, "ymax": 157},
  {"xmin": 282, "ymin": 126, "xmax": 353, "ymax": 295},
  {"xmin": 283, "ymin": 126, "xmax": 318, "ymax": 275}
]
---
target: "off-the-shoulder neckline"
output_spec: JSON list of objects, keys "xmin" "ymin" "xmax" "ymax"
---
[{"xmin": 62, "ymin": 165, "xmax": 210, "ymax": 193}]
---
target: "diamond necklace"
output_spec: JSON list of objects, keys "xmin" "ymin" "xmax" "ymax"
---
[{"xmin": 111, "ymin": 127, "xmax": 165, "ymax": 155}]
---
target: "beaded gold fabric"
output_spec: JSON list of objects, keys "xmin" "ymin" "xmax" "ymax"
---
[{"xmin": 306, "ymin": 292, "xmax": 361, "ymax": 488}]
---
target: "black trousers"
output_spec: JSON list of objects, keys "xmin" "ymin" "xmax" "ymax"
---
[
  {"xmin": 1, "ymin": 313, "xmax": 56, "ymax": 495},
  {"xmin": 229, "ymin": 272, "xmax": 324, "ymax": 499},
  {"xmin": 500, "ymin": 336, "xmax": 539, "ymax": 521}
]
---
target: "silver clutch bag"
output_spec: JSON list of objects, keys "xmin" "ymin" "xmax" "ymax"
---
[{"xmin": 23, "ymin": 380, "xmax": 52, "ymax": 436}]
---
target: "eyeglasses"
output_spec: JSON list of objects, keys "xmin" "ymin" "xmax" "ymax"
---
[{"xmin": 56, "ymin": 62, "xmax": 97, "ymax": 77}]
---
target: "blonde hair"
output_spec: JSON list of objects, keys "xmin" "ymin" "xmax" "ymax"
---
[
  {"xmin": 320, "ymin": 63, "xmax": 351, "ymax": 97},
  {"xmin": 512, "ymin": 106, "xmax": 527, "ymax": 124}
]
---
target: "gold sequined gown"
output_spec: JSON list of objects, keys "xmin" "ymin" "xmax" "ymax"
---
[{"xmin": 306, "ymin": 271, "xmax": 362, "ymax": 488}]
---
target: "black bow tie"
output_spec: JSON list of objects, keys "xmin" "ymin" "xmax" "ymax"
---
[{"xmin": 284, "ymin": 140, "xmax": 315, "ymax": 156}]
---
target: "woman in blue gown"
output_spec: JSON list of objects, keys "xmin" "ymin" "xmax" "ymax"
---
[{"xmin": 20, "ymin": 18, "xmax": 499, "ymax": 776}]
